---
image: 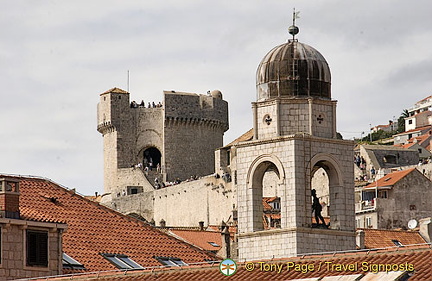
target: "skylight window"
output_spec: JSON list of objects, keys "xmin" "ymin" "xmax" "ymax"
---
[
  {"xmin": 208, "ymin": 241, "xmax": 220, "ymax": 247},
  {"xmin": 392, "ymin": 240, "xmax": 403, "ymax": 247},
  {"xmin": 155, "ymin": 256, "xmax": 188, "ymax": 267},
  {"xmin": 62, "ymin": 253, "xmax": 85, "ymax": 270},
  {"xmin": 101, "ymin": 253, "xmax": 144, "ymax": 270}
]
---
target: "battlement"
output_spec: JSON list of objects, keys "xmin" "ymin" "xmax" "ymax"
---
[{"xmin": 164, "ymin": 90, "xmax": 229, "ymax": 132}]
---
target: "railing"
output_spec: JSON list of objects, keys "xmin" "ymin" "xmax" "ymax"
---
[{"xmin": 355, "ymin": 200, "xmax": 376, "ymax": 213}]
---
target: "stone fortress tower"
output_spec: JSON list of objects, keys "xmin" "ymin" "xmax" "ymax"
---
[
  {"xmin": 97, "ymin": 88, "xmax": 228, "ymax": 203},
  {"xmin": 216, "ymin": 20, "xmax": 356, "ymax": 260}
]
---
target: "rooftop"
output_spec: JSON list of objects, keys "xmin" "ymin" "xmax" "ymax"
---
[
  {"xmin": 10, "ymin": 175, "xmax": 218, "ymax": 273},
  {"xmin": 364, "ymin": 168, "xmax": 416, "ymax": 189},
  {"xmin": 31, "ymin": 246, "xmax": 432, "ymax": 280},
  {"xmin": 361, "ymin": 228, "xmax": 428, "ymax": 249}
]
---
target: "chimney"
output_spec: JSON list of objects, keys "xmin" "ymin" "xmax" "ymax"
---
[
  {"xmin": 419, "ymin": 217, "xmax": 432, "ymax": 243},
  {"xmin": 199, "ymin": 221, "xmax": 205, "ymax": 231},
  {"xmin": 159, "ymin": 219, "xmax": 166, "ymax": 228},
  {"xmin": 220, "ymin": 221, "xmax": 231, "ymax": 259},
  {"xmin": 0, "ymin": 178, "xmax": 20, "ymax": 219},
  {"xmin": 356, "ymin": 230, "xmax": 365, "ymax": 249}
]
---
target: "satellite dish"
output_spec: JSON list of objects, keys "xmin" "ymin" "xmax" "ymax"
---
[{"xmin": 408, "ymin": 219, "xmax": 418, "ymax": 229}]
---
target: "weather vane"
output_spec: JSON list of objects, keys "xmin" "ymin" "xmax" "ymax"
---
[{"xmin": 288, "ymin": 8, "xmax": 300, "ymax": 40}]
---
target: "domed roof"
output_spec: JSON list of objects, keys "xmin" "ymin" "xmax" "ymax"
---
[{"xmin": 256, "ymin": 40, "xmax": 331, "ymax": 101}]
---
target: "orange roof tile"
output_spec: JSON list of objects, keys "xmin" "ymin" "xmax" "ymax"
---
[
  {"xmin": 207, "ymin": 225, "xmax": 237, "ymax": 240},
  {"xmin": 169, "ymin": 229, "xmax": 222, "ymax": 252},
  {"xmin": 12, "ymin": 176, "xmax": 218, "ymax": 272},
  {"xmin": 400, "ymin": 142, "xmax": 417, "ymax": 149},
  {"xmin": 364, "ymin": 168, "xmax": 416, "ymax": 189},
  {"xmin": 226, "ymin": 128, "xmax": 253, "ymax": 147},
  {"xmin": 100, "ymin": 87, "xmax": 129, "ymax": 95},
  {"xmin": 361, "ymin": 228, "xmax": 428, "ymax": 249},
  {"xmin": 37, "ymin": 247, "xmax": 432, "ymax": 281}
]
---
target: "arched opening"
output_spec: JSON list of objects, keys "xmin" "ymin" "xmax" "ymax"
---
[
  {"xmin": 311, "ymin": 166, "xmax": 330, "ymax": 228},
  {"xmin": 250, "ymin": 160, "xmax": 282, "ymax": 231},
  {"xmin": 310, "ymin": 155, "xmax": 343, "ymax": 230},
  {"xmin": 142, "ymin": 147, "xmax": 161, "ymax": 170}
]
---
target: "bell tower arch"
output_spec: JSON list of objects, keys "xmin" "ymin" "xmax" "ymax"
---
[{"xmin": 236, "ymin": 20, "xmax": 355, "ymax": 261}]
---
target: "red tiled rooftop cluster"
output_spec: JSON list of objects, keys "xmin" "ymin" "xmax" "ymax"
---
[{"xmin": 14, "ymin": 176, "xmax": 218, "ymax": 272}]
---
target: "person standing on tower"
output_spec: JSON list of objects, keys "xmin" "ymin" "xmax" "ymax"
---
[{"xmin": 311, "ymin": 189, "xmax": 326, "ymax": 227}]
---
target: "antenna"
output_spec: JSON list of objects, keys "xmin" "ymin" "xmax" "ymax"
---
[{"xmin": 127, "ymin": 70, "xmax": 130, "ymax": 92}]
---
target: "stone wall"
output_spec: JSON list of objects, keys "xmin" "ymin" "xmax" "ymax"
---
[
  {"xmin": 254, "ymin": 98, "xmax": 336, "ymax": 140},
  {"xmin": 379, "ymin": 169, "xmax": 432, "ymax": 229},
  {"xmin": 135, "ymin": 107, "xmax": 163, "ymax": 154},
  {"xmin": 163, "ymin": 92, "xmax": 228, "ymax": 181},
  {"xmin": 111, "ymin": 190, "xmax": 155, "ymax": 222},
  {"xmin": 0, "ymin": 219, "xmax": 64, "ymax": 280},
  {"xmin": 153, "ymin": 175, "xmax": 235, "ymax": 227}
]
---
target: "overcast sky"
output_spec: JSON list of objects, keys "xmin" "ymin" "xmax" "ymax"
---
[{"xmin": 1, "ymin": 1, "xmax": 431, "ymax": 195}]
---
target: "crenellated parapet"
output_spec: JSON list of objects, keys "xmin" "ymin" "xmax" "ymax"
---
[
  {"xmin": 164, "ymin": 90, "xmax": 229, "ymax": 133},
  {"xmin": 165, "ymin": 116, "xmax": 228, "ymax": 131},
  {"xmin": 97, "ymin": 121, "xmax": 116, "ymax": 135}
]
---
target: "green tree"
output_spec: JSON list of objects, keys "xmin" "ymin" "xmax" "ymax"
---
[{"xmin": 397, "ymin": 109, "xmax": 409, "ymax": 133}]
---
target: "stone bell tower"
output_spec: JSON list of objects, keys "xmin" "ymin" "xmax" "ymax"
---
[{"xmin": 236, "ymin": 18, "xmax": 355, "ymax": 260}]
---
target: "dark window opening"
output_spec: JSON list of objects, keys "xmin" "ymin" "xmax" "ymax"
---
[
  {"xmin": 227, "ymin": 150, "xmax": 231, "ymax": 166},
  {"xmin": 27, "ymin": 230, "xmax": 48, "ymax": 267},
  {"xmin": 101, "ymin": 253, "xmax": 143, "ymax": 270},
  {"xmin": 154, "ymin": 256, "xmax": 188, "ymax": 267},
  {"xmin": 378, "ymin": 190, "xmax": 388, "ymax": 198},
  {"xmin": 383, "ymin": 155, "xmax": 397, "ymax": 164},
  {"xmin": 127, "ymin": 186, "xmax": 143, "ymax": 195},
  {"xmin": 143, "ymin": 147, "xmax": 162, "ymax": 170}
]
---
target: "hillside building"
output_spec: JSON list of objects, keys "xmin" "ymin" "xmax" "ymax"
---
[{"xmin": 355, "ymin": 168, "xmax": 432, "ymax": 229}]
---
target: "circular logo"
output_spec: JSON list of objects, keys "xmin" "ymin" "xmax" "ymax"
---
[{"xmin": 219, "ymin": 258, "xmax": 238, "ymax": 276}]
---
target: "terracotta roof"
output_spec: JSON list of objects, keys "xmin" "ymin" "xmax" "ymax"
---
[
  {"xmin": 168, "ymin": 229, "xmax": 222, "ymax": 252},
  {"xmin": 361, "ymin": 228, "xmax": 428, "ymax": 249},
  {"xmin": 415, "ymin": 95, "xmax": 432, "ymax": 104},
  {"xmin": 37, "ymin": 247, "xmax": 432, "ymax": 280},
  {"xmin": 364, "ymin": 168, "xmax": 416, "ymax": 189},
  {"xmin": 401, "ymin": 142, "xmax": 416, "ymax": 149},
  {"xmin": 100, "ymin": 87, "xmax": 129, "ymax": 95},
  {"xmin": 207, "ymin": 225, "xmax": 237, "ymax": 240},
  {"xmin": 226, "ymin": 128, "xmax": 253, "ymax": 147},
  {"xmin": 13, "ymin": 176, "xmax": 218, "ymax": 272},
  {"xmin": 262, "ymin": 196, "xmax": 278, "ymax": 211}
]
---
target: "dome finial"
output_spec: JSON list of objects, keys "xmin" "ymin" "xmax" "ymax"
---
[{"xmin": 288, "ymin": 8, "xmax": 300, "ymax": 40}]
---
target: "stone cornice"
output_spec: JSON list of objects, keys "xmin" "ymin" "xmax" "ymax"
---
[
  {"xmin": 0, "ymin": 217, "xmax": 67, "ymax": 230},
  {"xmin": 252, "ymin": 97, "xmax": 337, "ymax": 107},
  {"xmin": 238, "ymin": 227, "xmax": 356, "ymax": 238},
  {"xmin": 234, "ymin": 133, "xmax": 354, "ymax": 149}
]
